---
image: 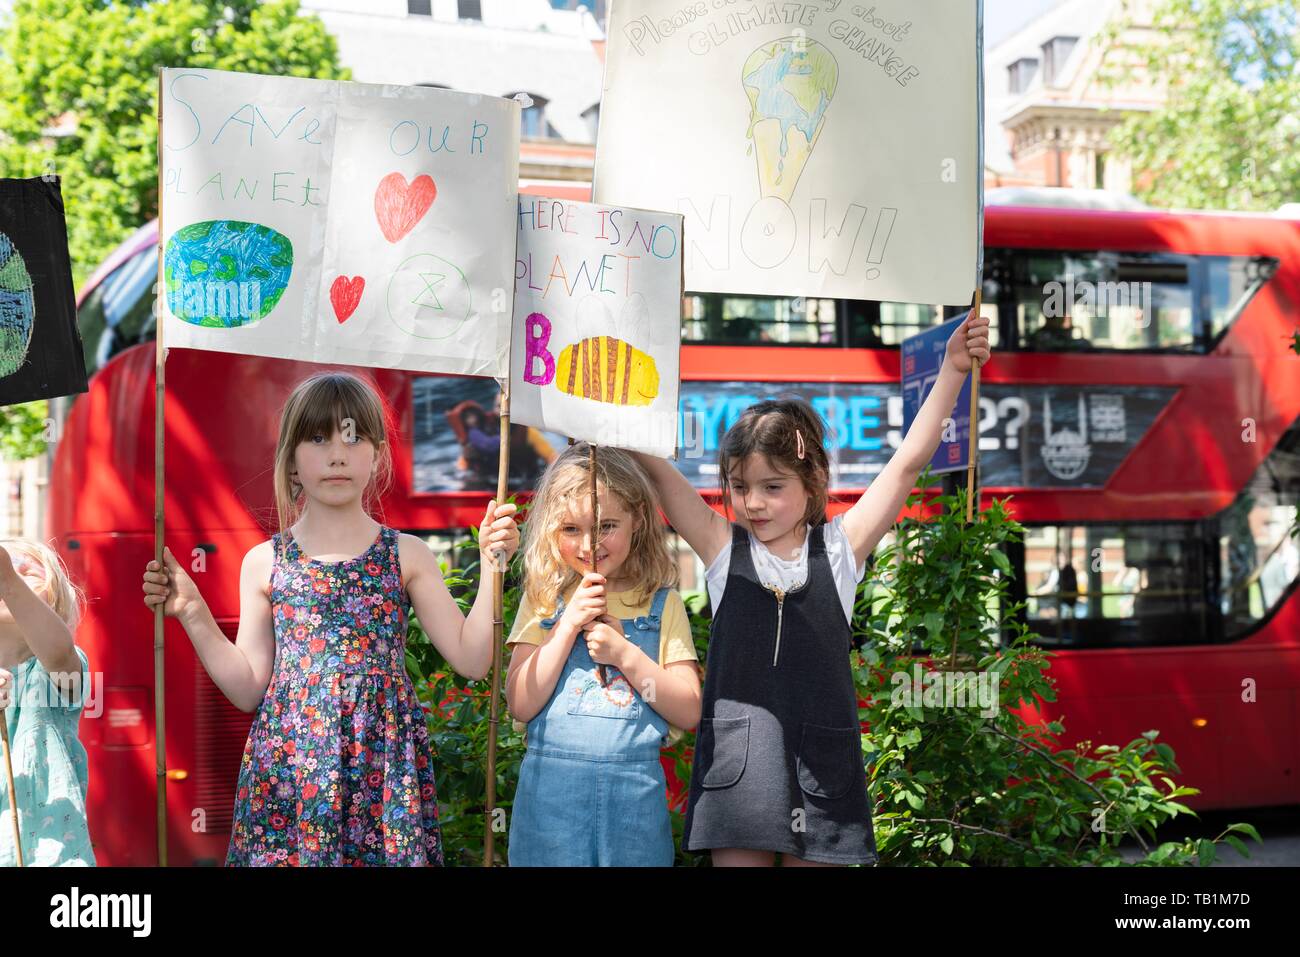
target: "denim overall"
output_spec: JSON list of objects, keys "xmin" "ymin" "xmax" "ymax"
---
[{"xmin": 508, "ymin": 587, "xmax": 674, "ymax": 867}]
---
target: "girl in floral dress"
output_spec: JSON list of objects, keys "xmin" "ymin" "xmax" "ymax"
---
[{"xmin": 142, "ymin": 371, "xmax": 519, "ymax": 866}]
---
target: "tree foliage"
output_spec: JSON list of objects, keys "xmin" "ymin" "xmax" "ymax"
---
[
  {"xmin": 0, "ymin": 0, "xmax": 349, "ymax": 287},
  {"xmin": 1099, "ymin": 0, "xmax": 1299, "ymax": 211},
  {"xmin": 0, "ymin": 400, "xmax": 50, "ymax": 463}
]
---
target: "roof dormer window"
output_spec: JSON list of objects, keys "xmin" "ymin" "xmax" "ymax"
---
[
  {"xmin": 1041, "ymin": 35, "xmax": 1078, "ymax": 87},
  {"xmin": 1008, "ymin": 57, "xmax": 1039, "ymax": 94}
]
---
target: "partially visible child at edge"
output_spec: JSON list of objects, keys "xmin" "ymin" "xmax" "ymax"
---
[
  {"xmin": 632, "ymin": 312, "xmax": 992, "ymax": 866},
  {"xmin": 142, "ymin": 371, "xmax": 519, "ymax": 866},
  {"xmin": 0, "ymin": 538, "xmax": 95, "ymax": 866},
  {"xmin": 505, "ymin": 443, "xmax": 702, "ymax": 866}
]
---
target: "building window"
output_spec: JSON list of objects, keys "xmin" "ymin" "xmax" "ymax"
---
[
  {"xmin": 1094, "ymin": 151, "xmax": 1106, "ymax": 188},
  {"xmin": 458, "ymin": 0, "xmax": 482, "ymax": 20},
  {"xmin": 407, "ymin": 0, "xmax": 432, "ymax": 15},
  {"xmin": 550, "ymin": 0, "xmax": 609, "ymax": 19},
  {"xmin": 1007, "ymin": 57, "xmax": 1038, "ymax": 94},
  {"xmin": 581, "ymin": 103, "xmax": 599, "ymax": 142},
  {"xmin": 511, "ymin": 93, "xmax": 559, "ymax": 139},
  {"xmin": 1041, "ymin": 35, "xmax": 1078, "ymax": 86}
]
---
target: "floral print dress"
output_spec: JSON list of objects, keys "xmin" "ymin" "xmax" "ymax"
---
[{"xmin": 227, "ymin": 525, "xmax": 444, "ymax": 866}]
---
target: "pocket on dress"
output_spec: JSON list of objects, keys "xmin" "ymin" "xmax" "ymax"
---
[
  {"xmin": 566, "ymin": 671, "xmax": 642, "ymax": 720},
  {"xmin": 697, "ymin": 716, "xmax": 749, "ymax": 789},
  {"xmin": 795, "ymin": 723, "xmax": 860, "ymax": 799}
]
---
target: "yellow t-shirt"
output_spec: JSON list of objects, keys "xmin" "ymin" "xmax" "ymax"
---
[{"xmin": 506, "ymin": 583, "xmax": 699, "ymax": 745}]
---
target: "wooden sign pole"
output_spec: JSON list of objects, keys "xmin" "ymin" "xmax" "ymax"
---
[
  {"xmin": 948, "ymin": 288, "xmax": 984, "ymax": 671},
  {"xmin": 483, "ymin": 380, "xmax": 512, "ymax": 867},
  {"xmin": 589, "ymin": 444, "xmax": 608, "ymax": 687},
  {"xmin": 0, "ymin": 717, "xmax": 22, "ymax": 866},
  {"xmin": 964, "ymin": 288, "xmax": 983, "ymax": 524},
  {"xmin": 153, "ymin": 70, "xmax": 169, "ymax": 868}
]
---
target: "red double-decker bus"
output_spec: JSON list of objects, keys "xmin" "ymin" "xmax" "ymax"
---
[{"xmin": 52, "ymin": 189, "xmax": 1300, "ymax": 864}]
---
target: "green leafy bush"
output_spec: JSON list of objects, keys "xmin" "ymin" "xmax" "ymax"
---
[
  {"xmin": 854, "ymin": 475, "xmax": 1259, "ymax": 866},
  {"xmin": 409, "ymin": 480, "xmax": 1261, "ymax": 866}
]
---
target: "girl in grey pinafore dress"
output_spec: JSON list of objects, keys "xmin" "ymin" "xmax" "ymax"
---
[{"xmin": 683, "ymin": 522, "xmax": 878, "ymax": 865}]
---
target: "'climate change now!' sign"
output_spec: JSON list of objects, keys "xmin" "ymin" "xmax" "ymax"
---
[{"xmin": 595, "ymin": 0, "xmax": 983, "ymax": 305}]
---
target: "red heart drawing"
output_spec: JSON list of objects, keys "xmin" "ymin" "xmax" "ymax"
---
[
  {"xmin": 373, "ymin": 172, "xmax": 437, "ymax": 243},
  {"xmin": 330, "ymin": 275, "xmax": 365, "ymax": 323}
]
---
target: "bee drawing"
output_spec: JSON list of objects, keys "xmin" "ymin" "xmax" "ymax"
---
[{"xmin": 554, "ymin": 334, "xmax": 660, "ymax": 407}]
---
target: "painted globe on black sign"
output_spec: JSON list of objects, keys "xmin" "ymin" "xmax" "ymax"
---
[{"xmin": 0, "ymin": 231, "xmax": 36, "ymax": 378}]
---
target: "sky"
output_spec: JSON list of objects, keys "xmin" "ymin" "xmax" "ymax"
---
[
  {"xmin": 985, "ymin": 0, "xmax": 1067, "ymax": 48},
  {"xmin": 0, "ymin": 0, "xmax": 1067, "ymax": 47}
]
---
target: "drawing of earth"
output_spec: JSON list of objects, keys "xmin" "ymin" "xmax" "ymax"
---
[
  {"xmin": 0, "ymin": 232, "xmax": 35, "ymax": 378},
  {"xmin": 742, "ymin": 37, "xmax": 839, "ymax": 204},
  {"xmin": 164, "ymin": 220, "xmax": 293, "ymax": 328},
  {"xmin": 385, "ymin": 253, "xmax": 472, "ymax": 340}
]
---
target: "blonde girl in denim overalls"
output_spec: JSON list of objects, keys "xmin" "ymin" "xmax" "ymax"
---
[{"xmin": 505, "ymin": 443, "xmax": 702, "ymax": 866}]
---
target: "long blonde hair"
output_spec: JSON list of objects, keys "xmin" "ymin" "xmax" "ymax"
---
[
  {"xmin": 522, "ymin": 442, "xmax": 676, "ymax": 616},
  {"xmin": 272, "ymin": 371, "xmax": 394, "ymax": 541},
  {"xmin": 1, "ymin": 538, "xmax": 85, "ymax": 630}
]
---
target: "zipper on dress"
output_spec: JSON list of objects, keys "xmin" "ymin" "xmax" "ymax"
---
[{"xmin": 771, "ymin": 586, "xmax": 786, "ymax": 666}]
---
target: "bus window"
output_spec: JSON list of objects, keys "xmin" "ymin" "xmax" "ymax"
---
[
  {"xmin": 1218, "ymin": 414, "xmax": 1300, "ymax": 636},
  {"xmin": 681, "ymin": 293, "xmax": 837, "ymax": 345},
  {"xmin": 76, "ymin": 247, "xmax": 156, "ymax": 375},
  {"xmin": 1202, "ymin": 255, "xmax": 1279, "ymax": 346},
  {"xmin": 1022, "ymin": 411, "xmax": 1300, "ymax": 649},
  {"xmin": 844, "ymin": 298, "xmax": 948, "ymax": 348},
  {"xmin": 994, "ymin": 248, "xmax": 1199, "ymax": 353},
  {"xmin": 1021, "ymin": 522, "xmax": 1209, "ymax": 647}
]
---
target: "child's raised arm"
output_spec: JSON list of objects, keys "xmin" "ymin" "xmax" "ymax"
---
[
  {"xmin": 0, "ymin": 545, "xmax": 81, "ymax": 697},
  {"xmin": 402, "ymin": 500, "xmax": 519, "ymax": 681},
  {"xmin": 840, "ymin": 312, "xmax": 992, "ymax": 568},
  {"xmin": 630, "ymin": 451, "xmax": 730, "ymax": 567}
]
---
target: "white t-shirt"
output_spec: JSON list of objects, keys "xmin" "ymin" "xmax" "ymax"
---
[{"xmin": 705, "ymin": 513, "xmax": 866, "ymax": 624}]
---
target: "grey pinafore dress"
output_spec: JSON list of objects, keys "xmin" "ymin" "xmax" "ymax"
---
[{"xmin": 683, "ymin": 523, "xmax": 878, "ymax": 864}]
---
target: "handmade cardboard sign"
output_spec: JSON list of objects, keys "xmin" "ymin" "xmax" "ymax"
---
[
  {"xmin": 159, "ymin": 68, "xmax": 520, "ymax": 376},
  {"xmin": 510, "ymin": 197, "xmax": 683, "ymax": 457},
  {"xmin": 0, "ymin": 176, "xmax": 88, "ymax": 406},
  {"xmin": 594, "ymin": 0, "xmax": 983, "ymax": 305}
]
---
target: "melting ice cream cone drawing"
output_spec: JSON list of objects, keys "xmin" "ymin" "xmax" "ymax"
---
[{"xmin": 743, "ymin": 38, "xmax": 839, "ymax": 204}]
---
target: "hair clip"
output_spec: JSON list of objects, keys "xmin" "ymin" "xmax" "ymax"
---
[{"xmin": 795, "ymin": 429, "xmax": 806, "ymax": 460}]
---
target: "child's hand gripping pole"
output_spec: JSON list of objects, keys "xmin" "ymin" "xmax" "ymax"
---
[
  {"xmin": 589, "ymin": 444, "xmax": 608, "ymax": 687},
  {"xmin": 478, "ymin": 499, "xmax": 520, "ymax": 576}
]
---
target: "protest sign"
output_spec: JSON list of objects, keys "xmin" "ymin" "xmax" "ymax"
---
[
  {"xmin": 510, "ymin": 196, "xmax": 683, "ymax": 457},
  {"xmin": 594, "ymin": 0, "xmax": 983, "ymax": 305},
  {"xmin": 0, "ymin": 176, "xmax": 87, "ymax": 405},
  {"xmin": 160, "ymin": 68, "xmax": 520, "ymax": 376}
]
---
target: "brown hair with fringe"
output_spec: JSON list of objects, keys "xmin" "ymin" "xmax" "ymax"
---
[
  {"xmin": 717, "ymin": 397, "xmax": 831, "ymax": 527},
  {"xmin": 522, "ymin": 442, "xmax": 677, "ymax": 617},
  {"xmin": 272, "ymin": 372, "xmax": 394, "ymax": 544}
]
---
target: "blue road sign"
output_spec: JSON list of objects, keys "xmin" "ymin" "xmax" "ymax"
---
[{"xmin": 901, "ymin": 311, "xmax": 972, "ymax": 476}]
